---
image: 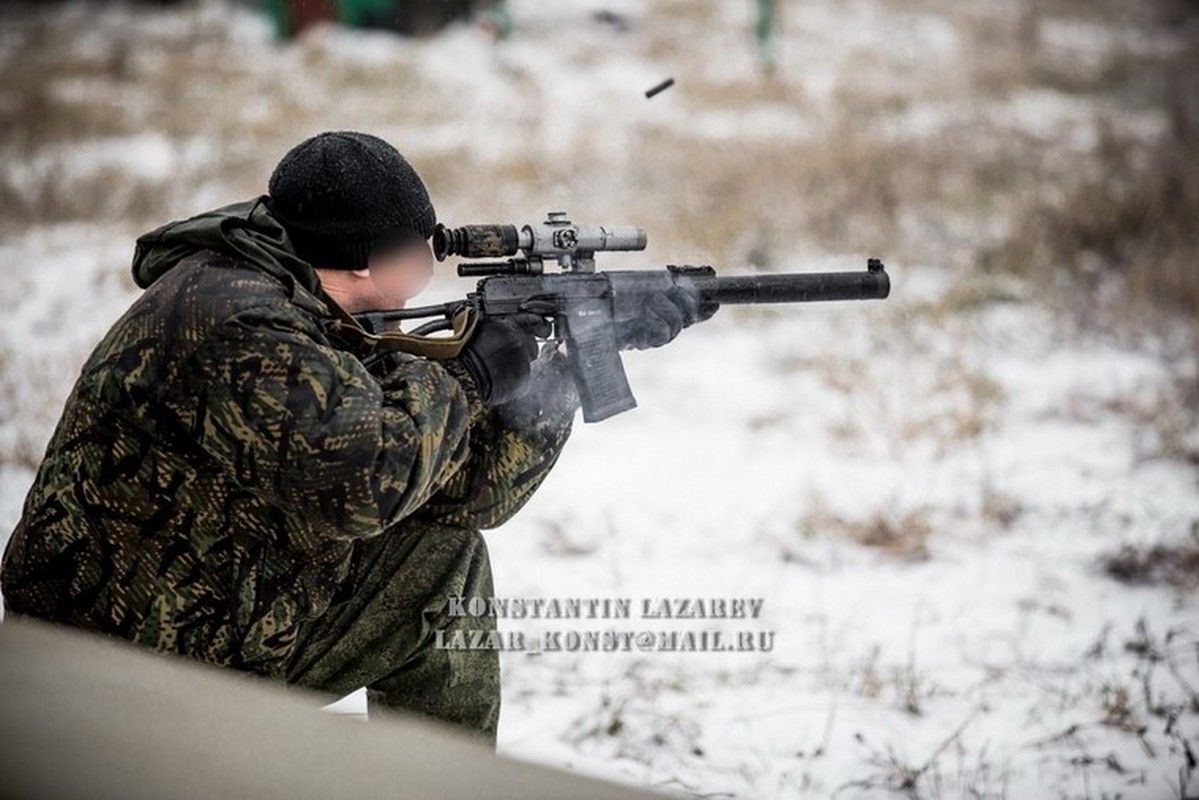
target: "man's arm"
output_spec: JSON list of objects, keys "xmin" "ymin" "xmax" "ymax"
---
[
  {"xmin": 193, "ymin": 302, "xmax": 478, "ymax": 545},
  {"xmin": 414, "ymin": 348, "xmax": 578, "ymax": 530}
]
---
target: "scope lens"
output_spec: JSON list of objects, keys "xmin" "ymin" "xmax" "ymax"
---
[{"xmin": 432, "ymin": 224, "xmax": 453, "ymax": 262}]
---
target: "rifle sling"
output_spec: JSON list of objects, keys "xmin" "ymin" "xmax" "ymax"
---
[{"xmin": 320, "ymin": 294, "xmax": 477, "ymax": 360}]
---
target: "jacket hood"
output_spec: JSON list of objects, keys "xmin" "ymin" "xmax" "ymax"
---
[{"xmin": 131, "ymin": 196, "xmax": 322, "ymax": 296}]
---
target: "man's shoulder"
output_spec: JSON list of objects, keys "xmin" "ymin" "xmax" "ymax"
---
[
  {"xmin": 171, "ymin": 249, "xmax": 289, "ymax": 306},
  {"xmin": 152, "ymin": 249, "xmax": 328, "ymax": 333}
]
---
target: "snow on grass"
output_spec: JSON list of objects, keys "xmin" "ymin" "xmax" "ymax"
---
[{"xmin": 1, "ymin": 1, "xmax": 1196, "ymax": 798}]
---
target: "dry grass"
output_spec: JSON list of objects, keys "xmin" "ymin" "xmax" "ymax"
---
[
  {"xmin": 773, "ymin": 345, "xmax": 1007, "ymax": 457},
  {"xmin": 1101, "ymin": 538, "xmax": 1199, "ymax": 591},
  {"xmin": 845, "ymin": 509, "xmax": 935, "ymax": 562},
  {"xmin": 794, "ymin": 501, "xmax": 937, "ymax": 563},
  {"xmin": 982, "ymin": 13, "xmax": 1199, "ymax": 328},
  {"xmin": 631, "ymin": 115, "xmax": 1041, "ymax": 271},
  {"xmin": 537, "ymin": 518, "xmax": 600, "ymax": 558},
  {"xmin": 989, "ymin": 115, "xmax": 1199, "ymax": 326},
  {"xmin": 901, "ymin": 362, "xmax": 1006, "ymax": 446},
  {"xmin": 980, "ymin": 485, "xmax": 1023, "ymax": 532}
]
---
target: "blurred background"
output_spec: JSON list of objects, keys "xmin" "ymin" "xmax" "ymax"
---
[{"xmin": 1, "ymin": 1, "xmax": 1197, "ymax": 797}]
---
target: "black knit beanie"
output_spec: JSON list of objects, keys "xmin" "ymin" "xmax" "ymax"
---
[{"xmin": 265, "ymin": 131, "xmax": 437, "ymax": 270}]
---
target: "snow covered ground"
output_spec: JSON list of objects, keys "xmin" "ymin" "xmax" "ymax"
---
[{"xmin": 1, "ymin": 1, "xmax": 1196, "ymax": 797}]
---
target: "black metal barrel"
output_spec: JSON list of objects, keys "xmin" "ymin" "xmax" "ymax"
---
[{"xmin": 689, "ymin": 258, "xmax": 890, "ymax": 304}]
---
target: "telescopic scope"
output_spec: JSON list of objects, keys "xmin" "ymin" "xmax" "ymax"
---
[{"xmin": 433, "ymin": 212, "xmax": 648, "ymax": 262}]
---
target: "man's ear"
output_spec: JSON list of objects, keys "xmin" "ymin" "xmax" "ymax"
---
[{"xmin": 350, "ymin": 268, "xmax": 372, "ymax": 280}]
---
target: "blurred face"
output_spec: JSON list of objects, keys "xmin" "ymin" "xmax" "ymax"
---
[
  {"xmin": 314, "ymin": 238, "xmax": 434, "ymax": 315},
  {"xmin": 366, "ymin": 239, "xmax": 434, "ymax": 307}
]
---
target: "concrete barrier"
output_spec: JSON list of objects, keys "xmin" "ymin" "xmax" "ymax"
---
[{"xmin": 0, "ymin": 616, "xmax": 668, "ymax": 799}]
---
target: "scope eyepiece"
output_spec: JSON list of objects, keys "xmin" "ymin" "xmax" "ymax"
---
[{"xmin": 433, "ymin": 224, "xmax": 521, "ymax": 262}]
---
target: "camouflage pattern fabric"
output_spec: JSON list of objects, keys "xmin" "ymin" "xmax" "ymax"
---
[
  {"xmin": 1, "ymin": 198, "xmax": 576, "ymax": 745},
  {"xmin": 283, "ymin": 519, "xmax": 502, "ymax": 744}
]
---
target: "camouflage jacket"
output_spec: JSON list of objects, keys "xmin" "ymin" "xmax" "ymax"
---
[{"xmin": 0, "ymin": 198, "xmax": 576, "ymax": 673}]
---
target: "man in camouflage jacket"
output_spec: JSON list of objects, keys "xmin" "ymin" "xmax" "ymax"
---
[{"xmin": 1, "ymin": 132, "xmax": 713, "ymax": 747}]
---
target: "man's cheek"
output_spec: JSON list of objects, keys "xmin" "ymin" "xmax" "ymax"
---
[
  {"xmin": 396, "ymin": 263, "xmax": 431, "ymax": 300},
  {"xmin": 411, "ymin": 264, "xmax": 433, "ymax": 295}
]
